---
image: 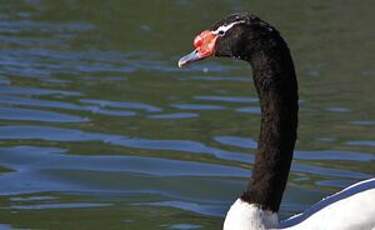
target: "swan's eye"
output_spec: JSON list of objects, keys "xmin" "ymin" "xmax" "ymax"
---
[{"xmin": 218, "ymin": 30, "xmax": 225, "ymax": 36}]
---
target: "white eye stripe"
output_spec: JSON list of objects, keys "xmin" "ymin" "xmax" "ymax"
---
[{"xmin": 213, "ymin": 20, "xmax": 245, "ymax": 36}]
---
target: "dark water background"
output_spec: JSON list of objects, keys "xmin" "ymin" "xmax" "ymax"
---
[{"xmin": 0, "ymin": 1, "xmax": 374, "ymax": 229}]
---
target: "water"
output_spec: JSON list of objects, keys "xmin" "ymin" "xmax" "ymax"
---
[{"xmin": 0, "ymin": 1, "xmax": 374, "ymax": 229}]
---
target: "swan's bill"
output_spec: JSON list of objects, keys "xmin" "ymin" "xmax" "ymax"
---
[
  {"xmin": 178, "ymin": 30, "xmax": 218, "ymax": 68},
  {"xmin": 178, "ymin": 50, "xmax": 201, "ymax": 68}
]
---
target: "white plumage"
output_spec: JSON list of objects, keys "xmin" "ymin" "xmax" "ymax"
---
[{"xmin": 224, "ymin": 178, "xmax": 375, "ymax": 230}]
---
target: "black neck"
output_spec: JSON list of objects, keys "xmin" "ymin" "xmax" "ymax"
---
[{"xmin": 240, "ymin": 32, "xmax": 299, "ymax": 212}]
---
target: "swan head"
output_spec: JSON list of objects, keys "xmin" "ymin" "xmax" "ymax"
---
[
  {"xmin": 223, "ymin": 198, "xmax": 279, "ymax": 230},
  {"xmin": 178, "ymin": 13, "xmax": 278, "ymax": 67}
]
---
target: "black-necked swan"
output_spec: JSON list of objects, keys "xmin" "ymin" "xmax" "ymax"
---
[{"xmin": 178, "ymin": 13, "xmax": 375, "ymax": 230}]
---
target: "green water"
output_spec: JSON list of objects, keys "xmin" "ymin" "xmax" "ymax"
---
[{"xmin": 0, "ymin": 1, "xmax": 374, "ymax": 229}]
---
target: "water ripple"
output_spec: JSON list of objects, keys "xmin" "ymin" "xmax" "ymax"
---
[
  {"xmin": 172, "ymin": 104, "xmax": 226, "ymax": 111},
  {"xmin": 10, "ymin": 203, "xmax": 112, "ymax": 210},
  {"xmin": 347, "ymin": 140, "xmax": 375, "ymax": 147},
  {"xmin": 0, "ymin": 127, "xmax": 370, "ymax": 180},
  {"xmin": 236, "ymin": 106, "xmax": 261, "ymax": 114},
  {"xmin": 325, "ymin": 107, "xmax": 351, "ymax": 113},
  {"xmin": 167, "ymin": 223, "xmax": 203, "ymax": 229},
  {"xmin": 214, "ymin": 136, "xmax": 257, "ymax": 149},
  {"xmin": 0, "ymin": 20, "xmax": 95, "ymax": 34},
  {"xmin": 0, "ymin": 95, "xmax": 136, "ymax": 117},
  {"xmin": 81, "ymin": 99, "xmax": 162, "ymax": 113},
  {"xmin": 148, "ymin": 113, "xmax": 199, "ymax": 120},
  {"xmin": 0, "ymin": 125, "xmax": 251, "ymax": 163},
  {"xmin": 194, "ymin": 96, "xmax": 258, "ymax": 104},
  {"xmin": 0, "ymin": 107, "xmax": 88, "ymax": 123},
  {"xmin": 187, "ymin": 76, "xmax": 250, "ymax": 82},
  {"xmin": 0, "ymin": 85, "xmax": 80, "ymax": 96},
  {"xmin": 142, "ymin": 200, "xmax": 222, "ymax": 217},
  {"xmin": 0, "ymin": 146, "xmax": 249, "ymax": 177},
  {"xmin": 351, "ymin": 120, "xmax": 375, "ymax": 126},
  {"xmin": 213, "ymin": 135, "xmax": 374, "ymax": 162}
]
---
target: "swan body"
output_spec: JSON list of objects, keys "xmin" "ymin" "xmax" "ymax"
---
[
  {"xmin": 280, "ymin": 178, "xmax": 375, "ymax": 230},
  {"xmin": 225, "ymin": 178, "xmax": 375, "ymax": 230},
  {"xmin": 178, "ymin": 13, "xmax": 375, "ymax": 230}
]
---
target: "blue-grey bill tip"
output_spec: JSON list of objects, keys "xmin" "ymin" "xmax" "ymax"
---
[{"xmin": 178, "ymin": 50, "xmax": 200, "ymax": 68}]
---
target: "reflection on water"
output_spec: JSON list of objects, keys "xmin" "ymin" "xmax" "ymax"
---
[
  {"xmin": 194, "ymin": 96, "xmax": 258, "ymax": 103},
  {"xmin": 0, "ymin": 0, "xmax": 374, "ymax": 229},
  {"xmin": 10, "ymin": 202, "xmax": 112, "ymax": 210},
  {"xmin": 148, "ymin": 113, "xmax": 199, "ymax": 120},
  {"xmin": 0, "ymin": 107, "xmax": 87, "ymax": 123}
]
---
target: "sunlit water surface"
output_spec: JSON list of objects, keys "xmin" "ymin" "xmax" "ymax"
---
[{"xmin": 0, "ymin": 1, "xmax": 374, "ymax": 229}]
